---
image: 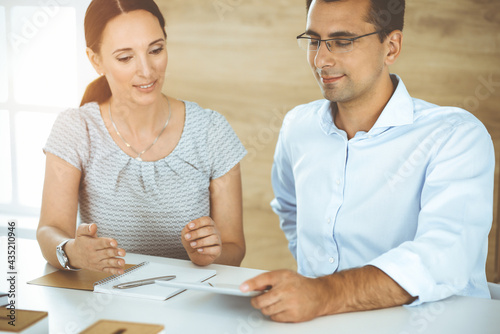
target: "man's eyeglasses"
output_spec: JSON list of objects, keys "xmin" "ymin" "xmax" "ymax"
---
[{"xmin": 296, "ymin": 31, "xmax": 382, "ymax": 53}]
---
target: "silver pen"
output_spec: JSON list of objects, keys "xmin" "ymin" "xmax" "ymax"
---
[{"xmin": 113, "ymin": 275, "xmax": 176, "ymax": 289}]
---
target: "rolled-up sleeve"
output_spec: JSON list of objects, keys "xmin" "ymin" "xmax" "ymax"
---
[
  {"xmin": 369, "ymin": 120, "xmax": 494, "ymax": 305},
  {"xmin": 271, "ymin": 120, "xmax": 298, "ymax": 259}
]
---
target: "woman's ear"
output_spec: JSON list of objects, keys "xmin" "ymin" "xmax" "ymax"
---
[
  {"xmin": 86, "ymin": 47, "xmax": 104, "ymax": 75},
  {"xmin": 384, "ymin": 30, "xmax": 403, "ymax": 66}
]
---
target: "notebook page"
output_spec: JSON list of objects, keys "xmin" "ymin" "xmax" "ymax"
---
[{"xmin": 93, "ymin": 261, "xmax": 216, "ymax": 300}]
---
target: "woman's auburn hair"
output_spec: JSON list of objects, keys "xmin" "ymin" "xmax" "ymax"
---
[{"xmin": 80, "ymin": 0, "xmax": 166, "ymax": 107}]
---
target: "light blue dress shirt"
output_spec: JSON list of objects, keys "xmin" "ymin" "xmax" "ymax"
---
[{"xmin": 271, "ymin": 75, "xmax": 494, "ymax": 305}]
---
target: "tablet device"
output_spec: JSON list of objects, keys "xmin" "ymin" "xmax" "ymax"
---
[{"xmin": 154, "ymin": 280, "xmax": 262, "ymax": 297}]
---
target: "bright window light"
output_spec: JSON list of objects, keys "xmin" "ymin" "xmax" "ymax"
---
[
  {"xmin": 11, "ymin": 6, "xmax": 77, "ymax": 107},
  {"xmin": 0, "ymin": 111, "xmax": 12, "ymax": 203},
  {"xmin": 0, "ymin": 7, "xmax": 7, "ymax": 103},
  {"xmin": 1, "ymin": 0, "xmax": 92, "ymax": 236},
  {"xmin": 15, "ymin": 111, "xmax": 57, "ymax": 207}
]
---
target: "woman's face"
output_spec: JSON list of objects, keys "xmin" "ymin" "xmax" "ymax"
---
[{"xmin": 90, "ymin": 10, "xmax": 168, "ymax": 107}]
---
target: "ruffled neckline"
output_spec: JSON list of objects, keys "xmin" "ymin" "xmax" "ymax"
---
[{"xmin": 84, "ymin": 101, "xmax": 191, "ymax": 165}]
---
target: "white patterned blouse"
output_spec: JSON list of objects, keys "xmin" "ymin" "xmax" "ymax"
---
[{"xmin": 44, "ymin": 101, "xmax": 246, "ymax": 259}]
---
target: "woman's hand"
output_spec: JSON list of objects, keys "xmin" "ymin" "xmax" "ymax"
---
[
  {"xmin": 65, "ymin": 223, "xmax": 126, "ymax": 275},
  {"xmin": 181, "ymin": 217, "xmax": 222, "ymax": 266}
]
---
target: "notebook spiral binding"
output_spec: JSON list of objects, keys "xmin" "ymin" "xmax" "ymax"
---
[{"xmin": 93, "ymin": 261, "xmax": 149, "ymax": 286}]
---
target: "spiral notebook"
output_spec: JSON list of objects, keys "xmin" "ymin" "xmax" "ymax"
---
[{"xmin": 93, "ymin": 261, "xmax": 216, "ymax": 301}]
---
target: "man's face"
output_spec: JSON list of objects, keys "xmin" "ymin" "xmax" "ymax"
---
[{"xmin": 306, "ymin": 0, "xmax": 389, "ymax": 104}]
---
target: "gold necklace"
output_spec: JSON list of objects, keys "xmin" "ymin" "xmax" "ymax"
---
[{"xmin": 109, "ymin": 97, "xmax": 172, "ymax": 161}]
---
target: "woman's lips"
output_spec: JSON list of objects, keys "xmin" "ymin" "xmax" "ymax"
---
[{"xmin": 134, "ymin": 80, "xmax": 157, "ymax": 92}]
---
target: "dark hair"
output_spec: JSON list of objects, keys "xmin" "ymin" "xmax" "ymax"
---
[
  {"xmin": 305, "ymin": 0, "xmax": 405, "ymax": 42},
  {"xmin": 80, "ymin": 0, "xmax": 167, "ymax": 107}
]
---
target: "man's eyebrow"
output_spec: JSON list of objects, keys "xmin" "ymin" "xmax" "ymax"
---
[
  {"xmin": 112, "ymin": 38, "xmax": 165, "ymax": 54},
  {"xmin": 304, "ymin": 29, "xmax": 358, "ymax": 38}
]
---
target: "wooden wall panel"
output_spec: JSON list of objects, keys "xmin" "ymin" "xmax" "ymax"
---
[{"xmin": 156, "ymin": 0, "xmax": 500, "ymax": 280}]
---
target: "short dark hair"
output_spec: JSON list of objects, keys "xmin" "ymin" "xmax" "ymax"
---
[{"xmin": 305, "ymin": 0, "xmax": 405, "ymax": 42}]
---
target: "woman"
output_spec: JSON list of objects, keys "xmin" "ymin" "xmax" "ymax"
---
[{"xmin": 37, "ymin": 0, "xmax": 246, "ymax": 275}]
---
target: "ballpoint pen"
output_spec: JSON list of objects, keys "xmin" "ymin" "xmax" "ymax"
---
[{"xmin": 113, "ymin": 275, "xmax": 176, "ymax": 289}]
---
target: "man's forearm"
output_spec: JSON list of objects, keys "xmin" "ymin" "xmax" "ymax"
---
[{"xmin": 317, "ymin": 265, "xmax": 417, "ymax": 315}]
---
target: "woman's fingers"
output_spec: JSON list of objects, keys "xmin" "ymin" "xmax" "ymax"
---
[
  {"xmin": 68, "ymin": 224, "xmax": 126, "ymax": 272},
  {"xmin": 182, "ymin": 217, "xmax": 223, "ymax": 265}
]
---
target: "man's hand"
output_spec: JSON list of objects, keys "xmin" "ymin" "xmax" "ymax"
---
[
  {"xmin": 240, "ymin": 270, "xmax": 329, "ymax": 323},
  {"xmin": 65, "ymin": 223, "xmax": 126, "ymax": 275},
  {"xmin": 182, "ymin": 217, "xmax": 222, "ymax": 266},
  {"xmin": 241, "ymin": 266, "xmax": 417, "ymax": 323}
]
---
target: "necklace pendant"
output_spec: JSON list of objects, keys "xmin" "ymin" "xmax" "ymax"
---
[{"xmin": 109, "ymin": 96, "xmax": 172, "ymax": 164}]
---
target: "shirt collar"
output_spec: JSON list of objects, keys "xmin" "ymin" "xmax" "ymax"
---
[
  {"xmin": 370, "ymin": 74, "xmax": 414, "ymax": 131},
  {"xmin": 318, "ymin": 74, "xmax": 414, "ymax": 136},
  {"xmin": 318, "ymin": 100, "xmax": 338, "ymax": 136}
]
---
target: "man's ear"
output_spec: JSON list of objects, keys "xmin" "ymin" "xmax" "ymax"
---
[
  {"xmin": 86, "ymin": 47, "xmax": 104, "ymax": 75},
  {"xmin": 384, "ymin": 30, "xmax": 403, "ymax": 66}
]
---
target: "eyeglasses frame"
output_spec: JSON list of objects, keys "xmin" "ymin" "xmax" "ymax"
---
[{"xmin": 296, "ymin": 30, "xmax": 383, "ymax": 53}]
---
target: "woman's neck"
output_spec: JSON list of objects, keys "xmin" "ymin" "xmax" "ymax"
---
[{"xmin": 108, "ymin": 95, "xmax": 168, "ymax": 140}]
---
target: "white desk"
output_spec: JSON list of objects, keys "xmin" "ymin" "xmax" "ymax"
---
[{"xmin": 1, "ymin": 237, "xmax": 500, "ymax": 334}]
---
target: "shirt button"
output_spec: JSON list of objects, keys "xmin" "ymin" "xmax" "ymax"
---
[
  {"xmin": 329, "ymin": 257, "xmax": 335, "ymax": 263},
  {"xmin": 336, "ymin": 179, "xmax": 341, "ymax": 185},
  {"xmin": 327, "ymin": 218, "xmax": 331, "ymax": 224}
]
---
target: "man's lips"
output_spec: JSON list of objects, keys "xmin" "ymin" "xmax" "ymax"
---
[{"xmin": 321, "ymin": 75, "xmax": 345, "ymax": 84}]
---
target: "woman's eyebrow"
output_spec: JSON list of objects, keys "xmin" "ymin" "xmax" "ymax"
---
[
  {"xmin": 148, "ymin": 38, "xmax": 165, "ymax": 45},
  {"xmin": 112, "ymin": 38, "xmax": 165, "ymax": 54}
]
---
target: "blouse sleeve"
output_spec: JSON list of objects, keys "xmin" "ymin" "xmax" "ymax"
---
[
  {"xmin": 207, "ymin": 111, "xmax": 247, "ymax": 179},
  {"xmin": 43, "ymin": 108, "xmax": 90, "ymax": 171}
]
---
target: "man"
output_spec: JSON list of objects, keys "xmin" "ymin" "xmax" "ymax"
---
[{"xmin": 240, "ymin": 0, "xmax": 494, "ymax": 323}]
